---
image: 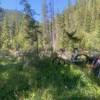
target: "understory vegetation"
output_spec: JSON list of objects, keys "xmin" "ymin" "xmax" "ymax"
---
[{"xmin": 0, "ymin": 56, "xmax": 100, "ymax": 100}]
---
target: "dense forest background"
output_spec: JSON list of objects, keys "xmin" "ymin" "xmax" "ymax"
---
[
  {"xmin": 0, "ymin": 0, "xmax": 100, "ymax": 52},
  {"xmin": 0, "ymin": 0, "xmax": 100, "ymax": 100}
]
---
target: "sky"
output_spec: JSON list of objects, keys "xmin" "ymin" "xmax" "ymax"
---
[{"xmin": 1, "ymin": 0, "xmax": 76, "ymax": 21}]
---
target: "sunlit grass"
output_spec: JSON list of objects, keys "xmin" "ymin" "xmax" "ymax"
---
[{"xmin": 0, "ymin": 57, "xmax": 100, "ymax": 100}]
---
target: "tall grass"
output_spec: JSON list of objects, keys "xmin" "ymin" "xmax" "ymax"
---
[{"xmin": 0, "ymin": 56, "xmax": 100, "ymax": 100}]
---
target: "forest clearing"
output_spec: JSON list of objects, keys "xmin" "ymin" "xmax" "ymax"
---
[{"xmin": 0, "ymin": 0, "xmax": 100, "ymax": 100}]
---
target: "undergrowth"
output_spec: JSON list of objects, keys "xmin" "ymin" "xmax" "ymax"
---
[{"xmin": 0, "ymin": 57, "xmax": 100, "ymax": 100}]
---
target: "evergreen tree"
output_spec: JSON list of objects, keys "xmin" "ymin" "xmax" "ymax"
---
[
  {"xmin": 20, "ymin": 0, "xmax": 40, "ymax": 54},
  {"xmin": 2, "ymin": 16, "xmax": 10, "ymax": 49}
]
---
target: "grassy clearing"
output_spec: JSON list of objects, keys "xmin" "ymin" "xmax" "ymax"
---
[{"xmin": 0, "ymin": 57, "xmax": 100, "ymax": 100}]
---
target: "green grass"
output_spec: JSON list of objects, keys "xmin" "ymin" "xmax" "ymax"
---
[{"xmin": 0, "ymin": 57, "xmax": 100, "ymax": 100}]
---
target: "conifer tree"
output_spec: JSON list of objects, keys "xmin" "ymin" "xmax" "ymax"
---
[
  {"xmin": 20, "ymin": 0, "xmax": 40, "ymax": 54},
  {"xmin": 2, "ymin": 16, "xmax": 10, "ymax": 49}
]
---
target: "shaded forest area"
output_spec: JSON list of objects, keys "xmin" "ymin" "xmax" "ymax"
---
[{"xmin": 0, "ymin": 0, "xmax": 100, "ymax": 100}]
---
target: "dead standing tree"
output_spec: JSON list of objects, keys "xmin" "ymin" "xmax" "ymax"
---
[{"xmin": 42, "ymin": 0, "xmax": 55, "ymax": 55}]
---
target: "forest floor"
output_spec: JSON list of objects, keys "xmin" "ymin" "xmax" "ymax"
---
[{"xmin": 0, "ymin": 56, "xmax": 100, "ymax": 100}]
